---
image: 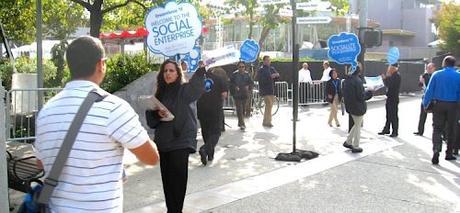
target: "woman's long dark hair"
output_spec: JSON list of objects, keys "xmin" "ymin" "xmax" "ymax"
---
[{"xmin": 155, "ymin": 59, "xmax": 183, "ymax": 99}]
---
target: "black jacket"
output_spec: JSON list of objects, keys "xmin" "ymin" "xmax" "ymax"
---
[
  {"xmin": 326, "ymin": 78, "xmax": 342, "ymax": 103},
  {"xmin": 197, "ymin": 72, "xmax": 228, "ymax": 122},
  {"xmin": 383, "ymin": 72, "xmax": 401, "ymax": 102},
  {"xmin": 146, "ymin": 67, "xmax": 205, "ymax": 153},
  {"xmin": 257, "ymin": 65, "xmax": 278, "ymax": 96},
  {"xmin": 343, "ymin": 74, "xmax": 372, "ymax": 116},
  {"xmin": 230, "ymin": 70, "xmax": 253, "ymax": 99}
]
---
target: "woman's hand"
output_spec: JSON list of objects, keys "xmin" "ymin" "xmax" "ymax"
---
[{"xmin": 158, "ymin": 108, "xmax": 168, "ymax": 118}]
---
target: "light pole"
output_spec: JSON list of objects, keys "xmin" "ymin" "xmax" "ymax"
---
[{"xmin": 36, "ymin": 0, "xmax": 44, "ymax": 109}]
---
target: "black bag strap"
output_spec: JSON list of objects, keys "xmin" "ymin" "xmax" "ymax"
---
[{"xmin": 37, "ymin": 89, "xmax": 105, "ymax": 205}]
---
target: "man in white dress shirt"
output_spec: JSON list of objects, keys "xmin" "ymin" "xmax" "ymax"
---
[
  {"xmin": 298, "ymin": 62, "xmax": 313, "ymax": 83},
  {"xmin": 321, "ymin": 61, "xmax": 332, "ymax": 81}
]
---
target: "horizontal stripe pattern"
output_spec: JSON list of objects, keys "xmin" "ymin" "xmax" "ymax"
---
[{"xmin": 34, "ymin": 80, "xmax": 149, "ymax": 213}]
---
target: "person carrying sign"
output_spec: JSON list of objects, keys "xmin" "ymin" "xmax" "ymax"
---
[
  {"xmin": 257, "ymin": 55, "xmax": 279, "ymax": 127},
  {"xmin": 378, "ymin": 63, "xmax": 401, "ymax": 138}
]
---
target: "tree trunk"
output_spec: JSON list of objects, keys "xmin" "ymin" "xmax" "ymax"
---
[
  {"xmin": 248, "ymin": 13, "xmax": 254, "ymax": 39},
  {"xmin": 257, "ymin": 26, "xmax": 271, "ymax": 59},
  {"xmin": 89, "ymin": 10, "xmax": 103, "ymax": 37}
]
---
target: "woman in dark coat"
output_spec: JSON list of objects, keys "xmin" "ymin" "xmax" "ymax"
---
[
  {"xmin": 326, "ymin": 68, "xmax": 342, "ymax": 127},
  {"xmin": 146, "ymin": 59, "xmax": 205, "ymax": 213}
]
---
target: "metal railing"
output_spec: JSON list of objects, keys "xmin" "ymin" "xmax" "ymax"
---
[
  {"xmin": 5, "ymin": 88, "xmax": 62, "ymax": 143},
  {"xmin": 298, "ymin": 81, "xmax": 327, "ymax": 105}
]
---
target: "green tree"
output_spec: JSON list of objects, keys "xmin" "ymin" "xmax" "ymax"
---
[
  {"xmin": 0, "ymin": 0, "xmax": 36, "ymax": 45},
  {"xmin": 435, "ymin": 2, "xmax": 460, "ymax": 56}
]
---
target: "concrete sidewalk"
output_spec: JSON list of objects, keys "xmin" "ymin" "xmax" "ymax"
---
[{"xmin": 124, "ymin": 96, "xmax": 460, "ymax": 212}]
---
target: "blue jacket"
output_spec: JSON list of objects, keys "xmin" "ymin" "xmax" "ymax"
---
[
  {"xmin": 257, "ymin": 65, "xmax": 279, "ymax": 96},
  {"xmin": 423, "ymin": 67, "xmax": 460, "ymax": 108}
]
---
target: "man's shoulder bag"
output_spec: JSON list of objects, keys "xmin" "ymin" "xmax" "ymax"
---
[{"xmin": 18, "ymin": 90, "xmax": 105, "ymax": 213}]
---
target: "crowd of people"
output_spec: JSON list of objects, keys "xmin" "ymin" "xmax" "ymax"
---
[{"xmin": 32, "ymin": 36, "xmax": 460, "ymax": 213}]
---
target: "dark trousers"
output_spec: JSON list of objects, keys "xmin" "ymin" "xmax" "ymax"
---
[
  {"xmin": 432, "ymin": 101, "xmax": 457, "ymax": 155},
  {"xmin": 417, "ymin": 103, "xmax": 428, "ymax": 134},
  {"xmin": 234, "ymin": 98, "xmax": 247, "ymax": 127},
  {"xmin": 199, "ymin": 118, "xmax": 222, "ymax": 160},
  {"xmin": 455, "ymin": 105, "xmax": 460, "ymax": 150},
  {"xmin": 383, "ymin": 100, "xmax": 399, "ymax": 134},
  {"xmin": 159, "ymin": 149, "xmax": 190, "ymax": 213}
]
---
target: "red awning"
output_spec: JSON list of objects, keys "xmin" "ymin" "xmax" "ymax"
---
[{"xmin": 99, "ymin": 28, "xmax": 149, "ymax": 40}]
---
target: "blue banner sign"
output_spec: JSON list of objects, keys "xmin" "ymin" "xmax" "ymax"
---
[
  {"xmin": 239, "ymin": 39, "xmax": 260, "ymax": 62},
  {"xmin": 327, "ymin": 32, "xmax": 361, "ymax": 71},
  {"xmin": 145, "ymin": 2, "xmax": 202, "ymax": 57},
  {"xmin": 181, "ymin": 44, "xmax": 201, "ymax": 72},
  {"xmin": 387, "ymin": 47, "xmax": 400, "ymax": 65}
]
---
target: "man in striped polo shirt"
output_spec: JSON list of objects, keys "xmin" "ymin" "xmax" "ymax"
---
[{"xmin": 34, "ymin": 36, "xmax": 159, "ymax": 212}]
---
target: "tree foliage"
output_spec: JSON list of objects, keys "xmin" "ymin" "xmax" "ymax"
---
[
  {"xmin": 0, "ymin": 0, "xmax": 36, "ymax": 45},
  {"xmin": 435, "ymin": 2, "xmax": 460, "ymax": 56}
]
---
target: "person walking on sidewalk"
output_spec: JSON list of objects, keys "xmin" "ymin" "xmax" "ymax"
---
[
  {"xmin": 34, "ymin": 36, "xmax": 160, "ymax": 212},
  {"xmin": 423, "ymin": 56, "xmax": 460, "ymax": 164},
  {"xmin": 378, "ymin": 64, "xmax": 401, "ymax": 137},
  {"xmin": 414, "ymin": 63, "xmax": 436, "ymax": 136},
  {"xmin": 257, "ymin": 55, "xmax": 279, "ymax": 127},
  {"xmin": 342, "ymin": 66, "xmax": 372, "ymax": 153},
  {"xmin": 230, "ymin": 61, "xmax": 254, "ymax": 130},
  {"xmin": 197, "ymin": 67, "xmax": 228, "ymax": 165},
  {"xmin": 146, "ymin": 59, "xmax": 206, "ymax": 212},
  {"xmin": 326, "ymin": 68, "xmax": 342, "ymax": 127}
]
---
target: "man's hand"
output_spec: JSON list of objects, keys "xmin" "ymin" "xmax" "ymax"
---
[{"xmin": 158, "ymin": 108, "xmax": 168, "ymax": 118}]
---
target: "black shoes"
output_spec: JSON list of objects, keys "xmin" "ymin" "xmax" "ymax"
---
[
  {"xmin": 351, "ymin": 147, "xmax": 363, "ymax": 153},
  {"xmin": 413, "ymin": 132, "xmax": 423, "ymax": 136},
  {"xmin": 445, "ymin": 155, "xmax": 457, "ymax": 161},
  {"xmin": 432, "ymin": 153, "xmax": 439, "ymax": 165},
  {"xmin": 343, "ymin": 142, "xmax": 353, "ymax": 149},
  {"xmin": 239, "ymin": 124, "xmax": 246, "ymax": 131},
  {"xmin": 263, "ymin": 123, "xmax": 274, "ymax": 128},
  {"xmin": 378, "ymin": 131, "xmax": 390, "ymax": 135},
  {"xmin": 343, "ymin": 142, "xmax": 363, "ymax": 153},
  {"xmin": 199, "ymin": 149, "xmax": 207, "ymax": 166},
  {"xmin": 389, "ymin": 133, "xmax": 398, "ymax": 138},
  {"xmin": 453, "ymin": 149, "xmax": 459, "ymax": 156}
]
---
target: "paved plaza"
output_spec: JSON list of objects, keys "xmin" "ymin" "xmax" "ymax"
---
[{"xmin": 8, "ymin": 95, "xmax": 460, "ymax": 212}]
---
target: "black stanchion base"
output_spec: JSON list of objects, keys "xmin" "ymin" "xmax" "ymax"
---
[{"xmin": 275, "ymin": 149, "xmax": 319, "ymax": 162}]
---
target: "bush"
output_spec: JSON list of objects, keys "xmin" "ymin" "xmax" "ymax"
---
[
  {"xmin": 101, "ymin": 53, "xmax": 159, "ymax": 93},
  {"xmin": 0, "ymin": 57, "xmax": 67, "ymax": 90}
]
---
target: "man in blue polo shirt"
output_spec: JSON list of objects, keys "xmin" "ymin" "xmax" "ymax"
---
[{"xmin": 423, "ymin": 56, "xmax": 460, "ymax": 164}]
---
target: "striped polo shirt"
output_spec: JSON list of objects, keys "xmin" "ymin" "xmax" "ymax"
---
[{"xmin": 34, "ymin": 80, "xmax": 149, "ymax": 212}]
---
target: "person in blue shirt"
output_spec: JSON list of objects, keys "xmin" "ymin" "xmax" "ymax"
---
[
  {"xmin": 257, "ymin": 55, "xmax": 279, "ymax": 127},
  {"xmin": 423, "ymin": 56, "xmax": 460, "ymax": 164}
]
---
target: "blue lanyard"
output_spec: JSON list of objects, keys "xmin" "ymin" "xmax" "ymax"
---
[{"xmin": 332, "ymin": 80, "xmax": 339, "ymax": 93}]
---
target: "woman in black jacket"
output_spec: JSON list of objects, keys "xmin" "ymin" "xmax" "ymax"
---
[
  {"xmin": 146, "ymin": 59, "xmax": 205, "ymax": 213},
  {"xmin": 326, "ymin": 68, "xmax": 342, "ymax": 127}
]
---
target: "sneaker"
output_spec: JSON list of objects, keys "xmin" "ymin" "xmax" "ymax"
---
[
  {"xmin": 445, "ymin": 155, "xmax": 457, "ymax": 161},
  {"xmin": 343, "ymin": 142, "xmax": 353, "ymax": 149},
  {"xmin": 263, "ymin": 123, "xmax": 274, "ymax": 128},
  {"xmin": 378, "ymin": 131, "xmax": 390, "ymax": 135},
  {"xmin": 336, "ymin": 123, "xmax": 341, "ymax": 127},
  {"xmin": 432, "ymin": 153, "xmax": 439, "ymax": 165},
  {"xmin": 328, "ymin": 123, "xmax": 333, "ymax": 127},
  {"xmin": 351, "ymin": 147, "xmax": 363, "ymax": 153},
  {"xmin": 199, "ymin": 149, "xmax": 207, "ymax": 166}
]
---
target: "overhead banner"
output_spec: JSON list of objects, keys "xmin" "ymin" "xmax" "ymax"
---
[
  {"xmin": 145, "ymin": 2, "xmax": 202, "ymax": 57},
  {"xmin": 327, "ymin": 32, "xmax": 361, "ymax": 72},
  {"xmin": 203, "ymin": 45, "xmax": 240, "ymax": 68},
  {"xmin": 240, "ymin": 39, "xmax": 260, "ymax": 63}
]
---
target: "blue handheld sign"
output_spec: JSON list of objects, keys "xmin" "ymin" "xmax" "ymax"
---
[
  {"xmin": 327, "ymin": 32, "xmax": 361, "ymax": 72},
  {"xmin": 181, "ymin": 44, "xmax": 201, "ymax": 72},
  {"xmin": 239, "ymin": 39, "xmax": 260, "ymax": 63},
  {"xmin": 387, "ymin": 47, "xmax": 400, "ymax": 65},
  {"xmin": 204, "ymin": 78, "xmax": 214, "ymax": 92}
]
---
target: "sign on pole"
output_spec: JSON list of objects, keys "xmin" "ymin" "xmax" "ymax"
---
[
  {"xmin": 145, "ymin": 2, "xmax": 202, "ymax": 57},
  {"xmin": 327, "ymin": 32, "xmax": 362, "ymax": 71},
  {"xmin": 296, "ymin": 16, "xmax": 332, "ymax": 25},
  {"xmin": 387, "ymin": 47, "xmax": 400, "ymax": 65},
  {"xmin": 239, "ymin": 39, "xmax": 260, "ymax": 63},
  {"xmin": 258, "ymin": 0, "xmax": 289, "ymax": 5},
  {"xmin": 296, "ymin": 2, "xmax": 331, "ymax": 11}
]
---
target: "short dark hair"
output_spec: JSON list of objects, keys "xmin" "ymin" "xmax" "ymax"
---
[
  {"xmin": 237, "ymin": 61, "xmax": 245, "ymax": 67},
  {"xmin": 263, "ymin": 55, "xmax": 270, "ymax": 61},
  {"xmin": 66, "ymin": 36, "xmax": 105, "ymax": 79},
  {"xmin": 443, "ymin": 56, "xmax": 456, "ymax": 67},
  {"xmin": 329, "ymin": 68, "xmax": 337, "ymax": 78}
]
